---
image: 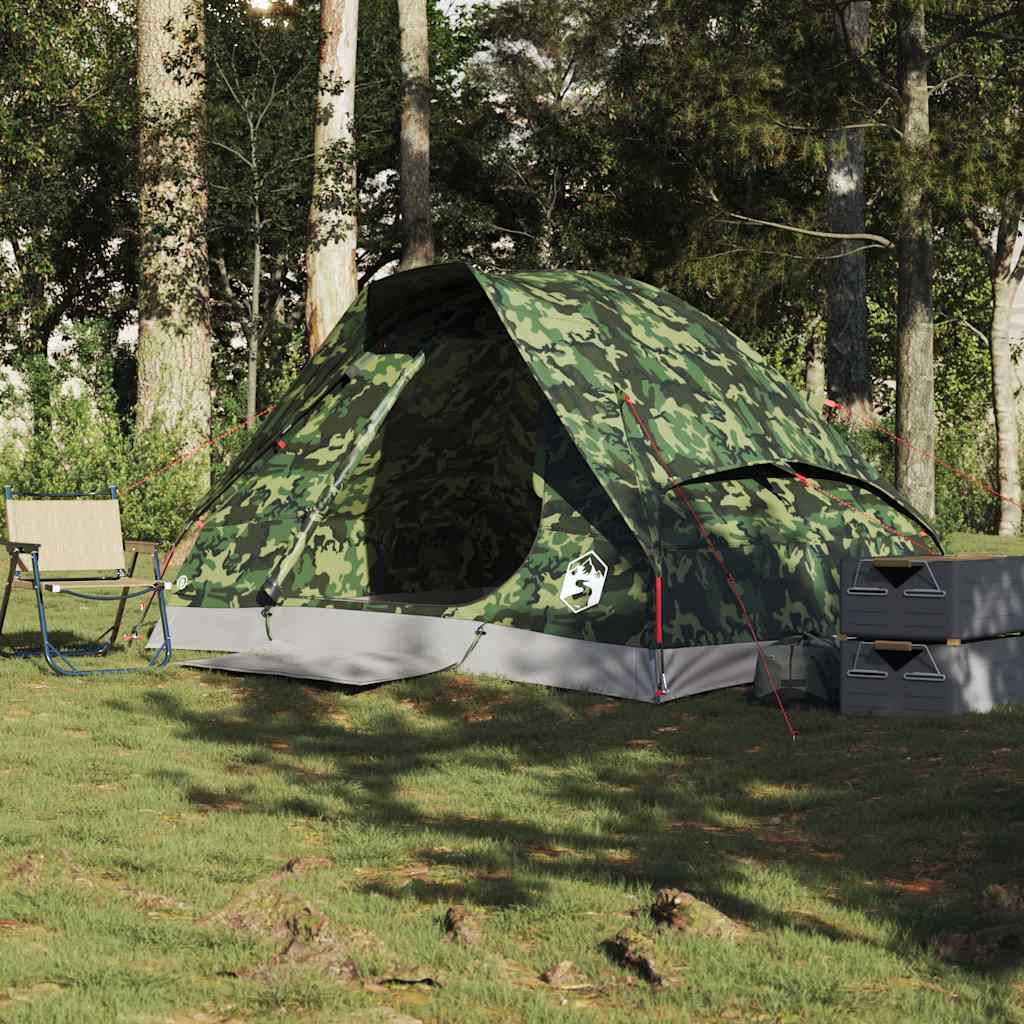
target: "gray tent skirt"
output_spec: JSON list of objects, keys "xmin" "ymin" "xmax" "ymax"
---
[{"xmin": 150, "ymin": 606, "xmax": 758, "ymax": 703}]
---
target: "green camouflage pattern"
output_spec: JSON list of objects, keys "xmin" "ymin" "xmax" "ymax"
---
[
  {"xmin": 471, "ymin": 268, "xmax": 929, "ymax": 555},
  {"xmin": 176, "ymin": 262, "xmax": 939, "ymax": 650}
]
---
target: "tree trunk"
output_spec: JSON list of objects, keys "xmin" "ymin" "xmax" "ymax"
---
[
  {"xmin": 894, "ymin": 1, "xmax": 935, "ymax": 518},
  {"xmin": 397, "ymin": 0, "xmax": 434, "ymax": 271},
  {"xmin": 990, "ymin": 211, "xmax": 1024, "ymax": 535},
  {"xmin": 136, "ymin": 0, "xmax": 213, "ymax": 483},
  {"xmin": 804, "ymin": 316, "xmax": 827, "ymax": 412},
  {"xmin": 991, "ymin": 280, "xmax": 1020, "ymax": 534},
  {"xmin": 248, "ymin": 217, "xmax": 261, "ymax": 427},
  {"xmin": 305, "ymin": 0, "xmax": 359, "ymax": 358},
  {"xmin": 826, "ymin": 0, "xmax": 873, "ymax": 425}
]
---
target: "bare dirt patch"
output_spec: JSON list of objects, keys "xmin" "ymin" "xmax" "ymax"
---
[
  {"xmin": 204, "ymin": 886, "xmax": 379, "ymax": 982},
  {"xmin": 582, "ymin": 702, "xmax": 621, "ymax": 718},
  {"xmin": 444, "ymin": 675, "xmax": 478, "ymax": 698},
  {"xmin": 201, "ymin": 881, "xmax": 443, "ymax": 990},
  {"xmin": 443, "ymin": 905, "xmax": 483, "ymax": 945},
  {"xmin": 984, "ymin": 883, "xmax": 1024, "ymax": 914},
  {"xmin": 196, "ymin": 799, "xmax": 247, "ymax": 814},
  {"xmin": 883, "ymin": 877, "xmax": 946, "ymax": 896},
  {"xmin": 162, "ymin": 1010, "xmax": 249, "ymax": 1024},
  {"xmin": 928, "ymin": 922, "xmax": 1024, "ymax": 966},
  {"xmin": 0, "ymin": 919, "xmax": 49, "ymax": 938},
  {"xmin": 6, "ymin": 852, "xmax": 43, "ymax": 886},
  {"xmin": 0, "ymin": 982, "xmax": 68, "ymax": 1007},
  {"xmin": 354, "ymin": 862, "xmax": 436, "ymax": 887},
  {"xmin": 601, "ymin": 928, "xmax": 674, "ymax": 986},
  {"xmin": 271, "ymin": 856, "xmax": 334, "ymax": 880},
  {"xmin": 57, "ymin": 852, "xmax": 191, "ymax": 915},
  {"xmin": 525, "ymin": 841, "xmax": 574, "ymax": 859},
  {"xmin": 539, "ymin": 960, "xmax": 591, "ymax": 990},
  {"xmin": 650, "ymin": 888, "xmax": 750, "ymax": 940}
]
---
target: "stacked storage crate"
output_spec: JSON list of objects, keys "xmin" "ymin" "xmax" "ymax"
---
[{"xmin": 839, "ymin": 554, "xmax": 1024, "ymax": 715}]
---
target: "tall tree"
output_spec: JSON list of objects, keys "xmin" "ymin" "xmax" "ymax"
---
[
  {"xmin": 975, "ymin": 210, "xmax": 1024, "ymax": 533},
  {"xmin": 0, "ymin": 0, "xmax": 136, "ymax": 435},
  {"xmin": 892, "ymin": 0, "xmax": 935, "ymax": 517},
  {"xmin": 199, "ymin": 0, "xmax": 322, "ymax": 425},
  {"xmin": 136, "ymin": 0, "xmax": 214, "ymax": 480},
  {"xmin": 827, "ymin": 1, "xmax": 874, "ymax": 424},
  {"xmin": 397, "ymin": 0, "xmax": 434, "ymax": 270},
  {"xmin": 306, "ymin": 0, "xmax": 359, "ymax": 357},
  {"xmin": 702, "ymin": 1, "xmax": 1022, "ymax": 518},
  {"xmin": 465, "ymin": 0, "xmax": 641, "ymax": 272},
  {"xmin": 889, "ymin": 0, "xmax": 1024, "ymax": 518},
  {"xmin": 938, "ymin": 23, "xmax": 1024, "ymax": 534}
]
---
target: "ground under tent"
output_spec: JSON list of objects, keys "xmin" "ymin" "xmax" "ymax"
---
[{"xmin": 153, "ymin": 263, "xmax": 939, "ymax": 701}]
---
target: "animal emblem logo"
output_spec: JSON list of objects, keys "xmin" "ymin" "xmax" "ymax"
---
[{"xmin": 559, "ymin": 551, "xmax": 608, "ymax": 614}]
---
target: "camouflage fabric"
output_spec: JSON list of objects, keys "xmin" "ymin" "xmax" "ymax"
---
[{"xmin": 175, "ymin": 262, "xmax": 939, "ymax": 652}]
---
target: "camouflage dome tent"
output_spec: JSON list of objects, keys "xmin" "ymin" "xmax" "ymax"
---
[{"xmin": 157, "ymin": 262, "xmax": 939, "ymax": 702}]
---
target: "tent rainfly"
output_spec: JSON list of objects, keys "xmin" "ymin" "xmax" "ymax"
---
[{"xmin": 155, "ymin": 263, "xmax": 940, "ymax": 701}]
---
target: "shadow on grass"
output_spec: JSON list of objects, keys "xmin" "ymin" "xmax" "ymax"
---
[{"xmin": 106, "ymin": 667, "xmax": 1024, "ymax": 970}]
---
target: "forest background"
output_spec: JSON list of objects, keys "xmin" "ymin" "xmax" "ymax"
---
[{"xmin": 1, "ymin": 0, "xmax": 1023, "ymax": 546}]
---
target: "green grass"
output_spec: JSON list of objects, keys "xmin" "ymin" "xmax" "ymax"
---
[
  {"xmin": 946, "ymin": 533, "xmax": 1024, "ymax": 556},
  {"xmin": 1, "ymin": 534, "xmax": 1023, "ymax": 1022}
]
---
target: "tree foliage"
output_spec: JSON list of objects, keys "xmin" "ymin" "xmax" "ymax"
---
[
  {"xmin": 5, "ymin": 0, "xmax": 1024, "ymax": 534},
  {"xmin": 0, "ymin": 0, "xmax": 136, "ymax": 429}
]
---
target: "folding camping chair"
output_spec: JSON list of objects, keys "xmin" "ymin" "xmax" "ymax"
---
[{"xmin": 0, "ymin": 486, "xmax": 173, "ymax": 675}]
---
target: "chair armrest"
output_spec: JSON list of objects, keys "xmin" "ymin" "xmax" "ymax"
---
[
  {"xmin": 124, "ymin": 540, "xmax": 159, "ymax": 554},
  {"xmin": 1, "ymin": 539, "xmax": 40, "ymax": 554}
]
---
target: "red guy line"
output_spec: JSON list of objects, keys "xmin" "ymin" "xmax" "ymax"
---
[
  {"xmin": 123, "ymin": 405, "xmax": 277, "ymax": 494},
  {"xmin": 823, "ymin": 397, "xmax": 1023, "ymax": 513},
  {"xmin": 623, "ymin": 393, "xmax": 798, "ymax": 740},
  {"xmin": 789, "ymin": 471, "xmax": 935, "ymax": 554},
  {"xmin": 158, "ymin": 516, "xmax": 207, "ymax": 580}
]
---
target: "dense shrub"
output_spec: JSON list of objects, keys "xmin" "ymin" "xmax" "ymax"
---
[
  {"xmin": 0, "ymin": 390, "xmax": 205, "ymax": 546},
  {"xmin": 0, "ymin": 318, "xmax": 306, "ymax": 548},
  {"xmin": 845, "ymin": 416, "xmax": 1000, "ymax": 540}
]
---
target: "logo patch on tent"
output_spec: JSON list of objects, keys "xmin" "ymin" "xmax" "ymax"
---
[{"xmin": 559, "ymin": 551, "xmax": 608, "ymax": 614}]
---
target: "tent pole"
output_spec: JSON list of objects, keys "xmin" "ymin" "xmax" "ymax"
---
[{"xmin": 259, "ymin": 352, "xmax": 426, "ymax": 606}]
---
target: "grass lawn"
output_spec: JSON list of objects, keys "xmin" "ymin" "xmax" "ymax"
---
[{"xmin": 1, "ymin": 533, "xmax": 1023, "ymax": 1022}]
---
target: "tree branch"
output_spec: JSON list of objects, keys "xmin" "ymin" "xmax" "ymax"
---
[
  {"xmin": 1011, "ymin": 217, "xmax": 1024, "ymax": 287},
  {"xmin": 211, "ymin": 46, "xmax": 247, "ymax": 114},
  {"xmin": 724, "ymin": 211, "xmax": 895, "ymax": 249},
  {"xmin": 253, "ymin": 65, "xmax": 282, "ymax": 137},
  {"xmin": 698, "ymin": 243, "xmax": 891, "ymax": 261},
  {"xmin": 208, "ymin": 138, "xmax": 254, "ymax": 168},
  {"xmin": 935, "ymin": 317, "xmax": 989, "ymax": 345},
  {"xmin": 830, "ymin": 3, "xmax": 900, "ymax": 101},
  {"xmin": 964, "ymin": 212, "xmax": 997, "ymax": 273},
  {"xmin": 490, "ymin": 224, "xmax": 540, "ymax": 241},
  {"xmin": 213, "ymin": 254, "xmax": 246, "ymax": 317},
  {"xmin": 927, "ymin": 5, "xmax": 1024, "ymax": 62},
  {"xmin": 771, "ymin": 118, "xmax": 900, "ymax": 136}
]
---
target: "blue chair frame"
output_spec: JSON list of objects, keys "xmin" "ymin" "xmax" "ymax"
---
[{"xmin": 0, "ymin": 486, "xmax": 173, "ymax": 676}]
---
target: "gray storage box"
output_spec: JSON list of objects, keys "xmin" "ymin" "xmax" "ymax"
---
[
  {"xmin": 840, "ymin": 635, "xmax": 1024, "ymax": 715},
  {"xmin": 840, "ymin": 554, "xmax": 1024, "ymax": 641}
]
